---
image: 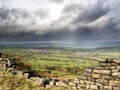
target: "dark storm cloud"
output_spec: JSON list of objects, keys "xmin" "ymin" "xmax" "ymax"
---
[
  {"xmin": 0, "ymin": 0, "xmax": 120, "ymax": 43},
  {"xmin": 0, "ymin": 8, "xmax": 9, "ymax": 20},
  {"xmin": 49, "ymin": 0, "xmax": 64, "ymax": 4},
  {"xmin": 0, "ymin": 6, "xmax": 49, "ymax": 37},
  {"xmin": 0, "ymin": 8, "xmax": 30, "ymax": 20},
  {"xmin": 52, "ymin": 0, "xmax": 120, "ymax": 41},
  {"xmin": 0, "ymin": 7, "xmax": 49, "ymax": 20},
  {"xmin": 74, "ymin": 4, "xmax": 109, "ymax": 23},
  {"xmin": 62, "ymin": 1, "xmax": 110, "ymax": 23}
]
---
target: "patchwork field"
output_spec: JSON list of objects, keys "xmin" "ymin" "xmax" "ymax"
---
[{"xmin": 0, "ymin": 46, "xmax": 120, "ymax": 80}]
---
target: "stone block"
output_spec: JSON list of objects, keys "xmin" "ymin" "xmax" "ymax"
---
[
  {"xmin": 77, "ymin": 84, "xmax": 86, "ymax": 88},
  {"xmin": 0, "ymin": 58, "xmax": 2, "ymax": 60},
  {"xmin": 89, "ymin": 85, "xmax": 98, "ymax": 90},
  {"xmin": 23, "ymin": 73, "xmax": 29, "ymax": 79},
  {"xmin": 109, "ymin": 66, "xmax": 116, "ymax": 69},
  {"xmin": 92, "ymin": 74, "xmax": 101, "ymax": 79},
  {"xmin": 100, "ymin": 70, "xmax": 111, "ymax": 75},
  {"xmin": 112, "ymin": 72, "xmax": 120, "ymax": 77},
  {"xmin": 112, "ymin": 69, "xmax": 119, "ymax": 73},
  {"xmin": 98, "ymin": 59, "xmax": 106, "ymax": 63},
  {"xmin": 93, "ymin": 69, "xmax": 101, "ymax": 74},
  {"xmin": 83, "ymin": 72, "xmax": 91, "ymax": 77},
  {"xmin": 109, "ymin": 80, "xmax": 120, "ymax": 87},
  {"xmin": 79, "ymin": 80, "xmax": 85, "ymax": 84},
  {"xmin": 116, "ymin": 66, "xmax": 120, "ymax": 69},
  {"xmin": 104, "ymin": 86, "xmax": 112, "ymax": 90},
  {"xmin": 88, "ymin": 77, "xmax": 96, "ymax": 82},
  {"xmin": 79, "ymin": 76, "xmax": 88, "ymax": 80},
  {"xmin": 113, "ymin": 59, "xmax": 120, "ymax": 64},
  {"xmin": 95, "ymin": 66, "xmax": 104, "ymax": 69},
  {"xmin": 85, "ymin": 68, "xmax": 93, "ymax": 73},
  {"xmin": 99, "ymin": 63, "xmax": 107, "ymax": 66},
  {"xmin": 102, "ymin": 75, "xmax": 111, "ymax": 80},
  {"xmin": 113, "ymin": 87, "xmax": 120, "ymax": 90},
  {"xmin": 96, "ymin": 79, "xmax": 108, "ymax": 85},
  {"xmin": 85, "ymin": 81, "xmax": 95, "ymax": 85}
]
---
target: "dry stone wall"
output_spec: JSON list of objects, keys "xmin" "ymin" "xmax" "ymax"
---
[
  {"xmin": 79, "ymin": 58, "xmax": 120, "ymax": 90},
  {"xmin": 0, "ymin": 55, "xmax": 120, "ymax": 90}
]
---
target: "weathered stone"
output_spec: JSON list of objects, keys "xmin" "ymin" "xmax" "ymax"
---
[
  {"xmin": 93, "ymin": 69, "xmax": 111, "ymax": 75},
  {"xmin": 113, "ymin": 87, "xmax": 120, "ymax": 90},
  {"xmin": 83, "ymin": 72, "xmax": 91, "ymax": 77},
  {"xmin": 85, "ymin": 81, "xmax": 95, "ymax": 85},
  {"xmin": 79, "ymin": 80, "xmax": 85, "ymax": 84},
  {"xmin": 92, "ymin": 74, "xmax": 101, "ymax": 79},
  {"xmin": 85, "ymin": 68, "xmax": 93, "ymax": 73},
  {"xmin": 16, "ymin": 71, "xmax": 24, "ymax": 78},
  {"xmin": 99, "ymin": 63, "xmax": 107, "ymax": 66},
  {"xmin": 49, "ymin": 80, "xmax": 55, "ymax": 86},
  {"xmin": 73, "ymin": 78, "xmax": 80, "ymax": 84},
  {"xmin": 102, "ymin": 75, "xmax": 111, "ymax": 80},
  {"xmin": 88, "ymin": 77, "xmax": 96, "ymax": 82},
  {"xmin": 30, "ymin": 77, "xmax": 45, "ymax": 86},
  {"xmin": 79, "ymin": 76, "xmax": 88, "ymax": 80},
  {"xmin": 89, "ymin": 85, "xmax": 98, "ymax": 90},
  {"xmin": 96, "ymin": 79, "xmax": 108, "ymax": 85},
  {"xmin": 77, "ymin": 84, "xmax": 86, "ymax": 88},
  {"xmin": 23, "ymin": 73, "xmax": 29, "ymax": 79},
  {"xmin": 113, "ymin": 59, "xmax": 120, "ymax": 64},
  {"xmin": 109, "ymin": 80, "xmax": 120, "ymax": 87},
  {"xmin": 112, "ymin": 69, "xmax": 119, "ymax": 73},
  {"xmin": 66, "ymin": 79, "xmax": 73, "ymax": 83},
  {"xmin": 99, "ymin": 59, "xmax": 107, "ymax": 63},
  {"xmin": 68, "ymin": 82, "xmax": 76, "ymax": 86},
  {"xmin": 110, "ymin": 63, "xmax": 118, "ymax": 66},
  {"xmin": 93, "ymin": 69, "xmax": 101, "ymax": 74},
  {"xmin": 86, "ymin": 84, "xmax": 90, "ymax": 89},
  {"xmin": 94, "ymin": 66, "xmax": 104, "ymax": 69},
  {"xmin": 112, "ymin": 72, "xmax": 120, "ymax": 77},
  {"xmin": 114, "ymin": 77, "xmax": 120, "ymax": 81},
  {"xmin": 7, "ymin": 67, "xmax": 15, "ymax": 72},
  {"xmin": 116, "ymin": 66, "xmax": 120, "ymax": 69},
  {"xmin": 0, "ymin": 58, "xmax": 2, "ymax": 60},
  {"xmin": 100, "ymin": 70, "xmax": 111, "ymax": 75},
  {"xmin": 109, "ymin": 66, "xmax": 116, "ymax": 69},
  {"xmin": 104, "ymin": 86, "xmax": 112, "ymax": 90},
  {"xmin": 71, "ymin": 86, "xmax": 77, "ymax": 90},
  {"xmin": 55, "ymin": 82, "xmax": 60, "ymax": 86}
]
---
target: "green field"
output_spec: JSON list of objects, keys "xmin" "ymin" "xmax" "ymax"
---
[{"xmin": 0, "ymin": 46, "xmax": 120, "ymax": 79}]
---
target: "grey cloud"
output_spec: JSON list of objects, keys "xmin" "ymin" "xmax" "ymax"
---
[
  {"xmin": 0, "ymin": 8, "xmax": 49, "ymax": 21},
  {"xmin": 0, "ymin": 8, "xmax": 9, "ymax": 19},
  {"xmin": 75, "ymin": 5, "xmax": 109, "ymax": 23},
  {"xmin": 49, "ymin": 0, "xmax": 120, "ymax": 42},
  {"xmin": 62, "ymin": 1, "xmax": 110, "ymax": 23},
  {"xmin": 0, "ymin": 0, "xmax": 120, "ymax": 44},
  {"xmin": 35, "ymin": 9, "xmax": 49, "ymax": 19},
  {"xmin": 62, "ymin": 3, "xmax": 83, "ymax": 14},
  {"xmin": 10, "ymin": 9, "xmax": 30, "ymax": 18},
  {"xmin": 49, "ymin": 0, "xmax": 64, "ymax": 4},
  {"xmin": 0, "ymin": 6, "xmax": 49, "ymax": 36}
]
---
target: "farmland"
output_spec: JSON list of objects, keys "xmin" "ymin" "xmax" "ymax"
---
[{"xmin": 0, "ymin": 46, "xmax": 120, "ymax": 80}]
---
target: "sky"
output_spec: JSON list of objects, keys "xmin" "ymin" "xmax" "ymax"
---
[{"xmin": 0, "ymin": 0, "xmax": 120, "ymax": 45}]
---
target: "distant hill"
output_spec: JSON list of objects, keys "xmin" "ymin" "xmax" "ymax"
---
[{"xmin": 0, "ymin": 40, "xmax": 120, "ymax": 49}]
